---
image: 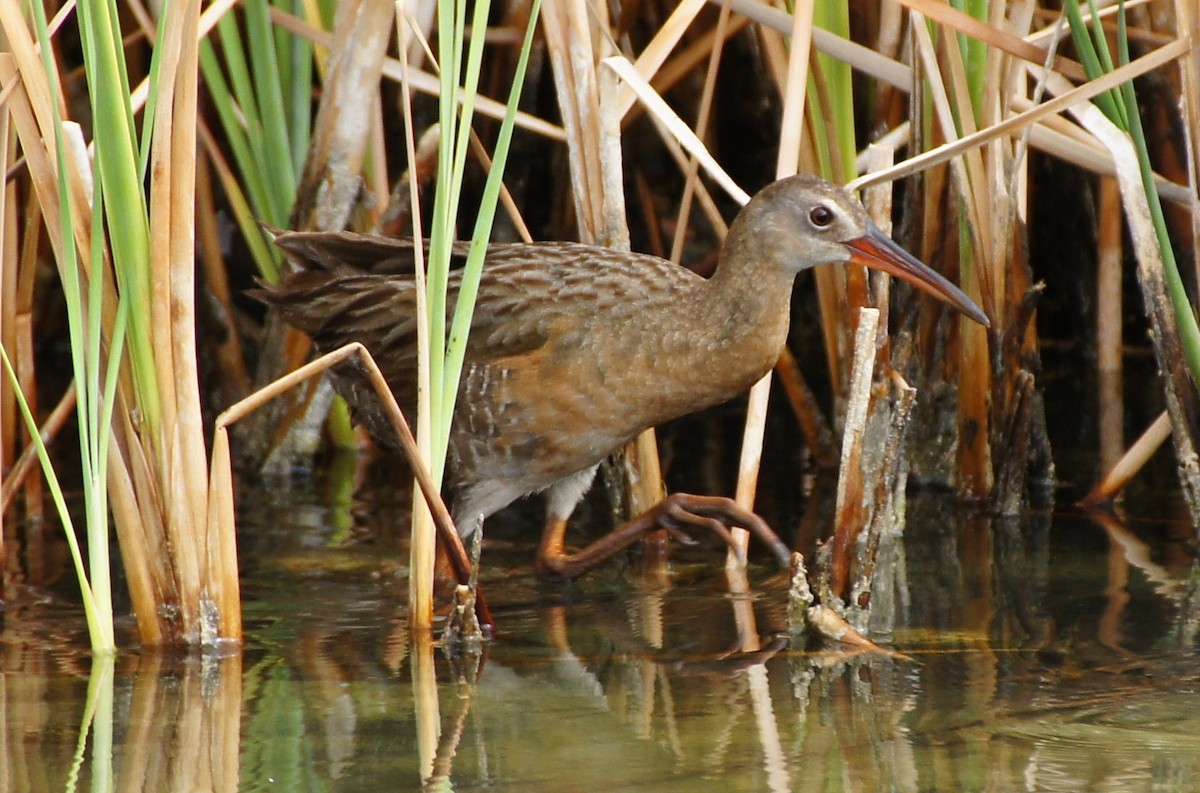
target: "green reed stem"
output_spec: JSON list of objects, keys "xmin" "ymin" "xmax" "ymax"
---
[
  {"xmin": 23, "ymin": 0, "xmax": 123, "ymax": 655},
  {"xmin": 443, "ymin": 0, "xmax": 544, "ymax": 429},
  {"xmin": 1066, "ymin": 0, "xmax": 1200, "ymax": 383}
]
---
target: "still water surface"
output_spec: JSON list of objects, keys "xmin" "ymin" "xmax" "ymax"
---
[{"xmin": 4, "ymin": 461, "xmax": 1200, "ymax": 791}]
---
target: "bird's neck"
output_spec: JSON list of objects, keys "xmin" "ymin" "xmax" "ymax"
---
[{"xmin": 669, "ymin": 238, "xmax": 797, "ymax": 404}]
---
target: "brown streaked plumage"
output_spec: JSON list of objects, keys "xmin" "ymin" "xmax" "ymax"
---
[{"xmin": 255, "ymin": 174, "xmax": 989, "ymax": 579}]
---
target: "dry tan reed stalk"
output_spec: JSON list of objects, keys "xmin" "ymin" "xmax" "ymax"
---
[
  {"xmin": 1, "ymin": 110, "xmax": 10, "ymax": 469},
  {"xmin": 733, "ymin": 0, "xmax": 1191, "ymax": 210},
  {"xmin": 214, "ymin": 342, "xmax": 464, "ymax": 563},
  {"xmin": 0, "ymin": 113, "xmax": 22, "ymax": 535},
  {"xmin": 1082, "ymin": 412, "xmax": 1174, "ymax": 507},
  {"xmin": 894, "ymin": 0, "xmax": 1087, "ymax": 80},
  {"xmin": 733, "ymin": 0, "xmax": 812, "ymax": 525},
  {"xmin": 1097, "ymin": 177, "xmax": 1125, "ymax": 473},
  {"xmin": 613, "ymin": 0, "xmax": 708, "ymax": 119},
  {"xmin": 152, "ymin": 0, "xmax": 208, "ymax": 640},
  {"xmin": 394, "ymin": 2, "xmax": 436, "ymax": 632},
  {"xmin": 828, "ymin": 308, "xmax": 880, "ymax": 601},
  {"xmin": 647, "ymin": 16, "xmax": 750, "ymax": 104},
  {"xmin": 723, "ymin": 1, "xmax": 813, "ymax": 659},
  {"xmin": 603, "ymin": 56, "xmax": 750, "ymax": 205},
  {"xmin": 848, "ymin": 39, "xmax": 1188, "ymax": 193},
  {"xmin": 15, "ymin": 196, "xmax": 44, "ymax": 519}
]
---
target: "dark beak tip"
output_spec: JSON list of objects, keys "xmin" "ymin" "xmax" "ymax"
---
[{"xmin": 844, "ymin": 234, "xmax": 989, "ymax": 329}]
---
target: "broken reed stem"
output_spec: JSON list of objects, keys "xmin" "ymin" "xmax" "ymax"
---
[
  {"xmin": 213, "ymin": 343, "xmax": 467, "ymax": 577},
  {"xmin": 829, "ymin": 307, "xmax": 880, "ymax": 603},
  {"xmin": 850, "ymin": 372, "xmax": 916, "ymax": 612}
]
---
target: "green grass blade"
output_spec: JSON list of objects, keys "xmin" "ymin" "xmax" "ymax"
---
[
  {"xmin": 813, "ymin": 0, "xmax": 855, "ymax": 180},
  {"xmin": 279, "ymin": 0, "xmax": 313, "ymax": 175},
  {"xmin": 442, "ymin": 0, "xmax": 542, "ymax": 426},
  {"xmin": 1, "ymin": 350, "xmax": 110, "ymax": 652},
  {"xmin": 26, "ymin": 0, "xmax": 117, "ymax": 654},
  {"xmin": 1064, "ymin": 0, "xmax": 1125, "ymax": 125},
  {"xmin": 1115, "ymin": 2, "xmax": 1200, "ymax": 383},
  {"xmin": 215, "ymin": 11, "xmax": 287, "ymax": 224},
  {"xmin": 245, "ymin": 0, "xmax": 298, "ymax": 217},
  {"xmin": 199, "ymin": 42, "xmax": 276, "ymax": 223},
  {"xmin": 73, "ymin": 0, "xmax": 159, "ymax": 434}
]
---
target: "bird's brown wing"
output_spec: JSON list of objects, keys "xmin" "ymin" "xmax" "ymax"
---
[
  {"xmin": 254, "ymin": 232, "xmax": 694, "ymax": 406},
  {"xmin": 252, "ymin": 234, "xmax": 589, "ymax": 410}
]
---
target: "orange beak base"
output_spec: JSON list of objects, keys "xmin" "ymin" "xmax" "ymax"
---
[{"xmin": 843, "ymin": 224, "xmax": 989, "ymax": 328}]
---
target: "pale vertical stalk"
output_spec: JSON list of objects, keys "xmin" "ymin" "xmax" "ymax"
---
[
  {"xmin": 731, "ymin": 0, "xmax": 812, "ymax": 551},
  {"xmin": 398, "ymin": 1, "xmax": 435, "ymax": 631},
  {"xmin": 149, "ymin": 5, "xmax": 182, "ymax": 456},
  {"xmin": 829, "ymin": 307, "xmax": 880, "ymax": 600},
  {"xmin": 1097, "ymin": 177, "xmax": 1124, "ymax": 473},
  {"xmin": 598, "ymin": 66, "xmax": 665, "ymax": 516},
  {"xmin": 149, "ymin": 0, "xmax": 201, "ymax": 638},
  {"xmin": 166, "ymin": 2, "xmax": 211, "ymax": 621}
]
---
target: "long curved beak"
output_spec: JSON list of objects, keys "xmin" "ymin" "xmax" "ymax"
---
[{"xmin": 843, "ymin": 223, "xmax": 990, "ymax": 328}]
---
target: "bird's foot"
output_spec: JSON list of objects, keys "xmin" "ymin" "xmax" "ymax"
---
[
  {"xmin": 534, "ymin": 492, "xmax": 791, "ymax": 581},
  {"xmin": 648, "ymin": 493, "xmax": 792, "ymax": 568}
]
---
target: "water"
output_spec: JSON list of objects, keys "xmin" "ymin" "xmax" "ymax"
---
[{"xmin": 5, "ymin": 464, "xmax": 1200, "ymax": 791}]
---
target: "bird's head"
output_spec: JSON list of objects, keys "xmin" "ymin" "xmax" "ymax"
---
[{"xmin": 732, "ymin": 174, "xmax": 989, "ymax": 327}]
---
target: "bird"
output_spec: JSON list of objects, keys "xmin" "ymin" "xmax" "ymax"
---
[{"xmin": 255, "ymin": 174, "xmax": 989, "ymax": 580}]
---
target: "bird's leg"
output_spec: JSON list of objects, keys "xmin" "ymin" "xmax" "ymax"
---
[{"xmin": 534, "ymin": 492, "xmax": 792, "ymax": 581}]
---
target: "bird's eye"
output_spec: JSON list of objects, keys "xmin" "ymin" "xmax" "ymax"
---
[{"xmin": 809, "ymin": 205, "xmax": 834, "ymax": 228}]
